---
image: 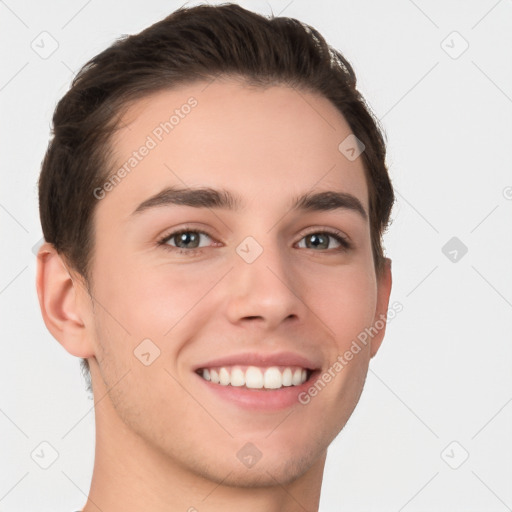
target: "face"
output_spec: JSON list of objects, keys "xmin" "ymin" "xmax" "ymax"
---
[{"xmin": 82, "ymin": 78, "xmax": 391, "ymax": 486}]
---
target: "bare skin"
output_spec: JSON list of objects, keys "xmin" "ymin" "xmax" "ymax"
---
[{"xmin": 37, "ymin": 77, "xmax": 392, "ymax": 512}]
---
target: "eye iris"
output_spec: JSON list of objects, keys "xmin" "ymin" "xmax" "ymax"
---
[
  {"xmin": 176, "ymin": 232, "xmax": 200, "ymax": 249},
  {"xmin": 306, "ymin": 233, "xmax": 329, "ymax": 249}
]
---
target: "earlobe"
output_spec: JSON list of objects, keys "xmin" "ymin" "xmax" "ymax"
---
[
  {"xmin": 36, "ymin": 243, "xmax": 94, "ymax": 358},
  {"xmin": 370, "ymin": 257, "xmax": 392, "ymax": 358}
]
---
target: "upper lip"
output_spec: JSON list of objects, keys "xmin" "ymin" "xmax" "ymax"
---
[{"xmin": 193, "ymin": 351, "xmax": 321, "ymax": 371}]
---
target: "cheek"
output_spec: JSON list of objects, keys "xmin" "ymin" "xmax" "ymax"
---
[
  {"xmin": 92, "ymin": 256, "xmax": 225, "ymax": 351},
  {"xmin": 304, "ymin": 264, "xmax": 378, "ymax": 348},
  {"xmin": 296, "ymin": 268, "xmax": 377, "ymax": 434}
]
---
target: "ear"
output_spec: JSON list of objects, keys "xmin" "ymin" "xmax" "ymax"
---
[
  {"xmin": 370, "ymin": 258, "xmax": 392, "ymax": 358},
  {"xmin": 35, "ymin": 242, "xmax": 95, "ymax": 358}
]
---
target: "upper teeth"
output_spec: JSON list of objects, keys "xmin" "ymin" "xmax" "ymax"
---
[{"xmin": 200, "ymin": 366, "xmax": 308, "ymax": 389}]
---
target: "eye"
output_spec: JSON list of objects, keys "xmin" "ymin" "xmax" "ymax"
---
[
  {"xmin": 296, "ymin": 229, "xmax": 351, "ymax": 251},
  {"xmin": 157, "ymin": 228, "xmax": 215, "ymax": 254},
  {"xmin": 157, "ymin": 227, "xmax": 352, "ymax": 256}
]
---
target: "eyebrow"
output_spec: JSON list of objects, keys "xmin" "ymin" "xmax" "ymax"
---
[{"xmin": 131, "ymin": 186, "xmax": 367, "ymax": 220}]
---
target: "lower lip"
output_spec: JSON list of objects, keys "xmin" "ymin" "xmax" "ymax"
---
[{"xmin": 195, "ymin": 371, "xmax": 319, "ymax": 412}]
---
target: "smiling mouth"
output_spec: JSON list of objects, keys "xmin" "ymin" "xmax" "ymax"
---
[{"xmin": 196, "ymin": 365, "xmax": 313, "ymax": 390}]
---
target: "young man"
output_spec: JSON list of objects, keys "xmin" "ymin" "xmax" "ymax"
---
[{"xmin": 36, "ymin": 3, "xmax": 394, "ymax": 511}]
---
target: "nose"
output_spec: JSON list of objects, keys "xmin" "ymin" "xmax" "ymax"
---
[{"xmin": 224, "ymin": 238, "xmax": 307, "ymax": 331}]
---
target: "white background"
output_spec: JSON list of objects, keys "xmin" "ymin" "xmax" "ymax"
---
[{"xmin": 1, "ymin": 1, "xmax": 511, "ymax": 511}]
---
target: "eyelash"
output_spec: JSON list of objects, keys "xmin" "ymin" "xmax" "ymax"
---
[{"xmin": 156, "ymin": 226, "xmax": 352, "ymax": 256}]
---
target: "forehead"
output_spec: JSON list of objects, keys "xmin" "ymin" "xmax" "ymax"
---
[{"xmin": 102, "ymin": 78, "xmax": 369, "ymax": 218}]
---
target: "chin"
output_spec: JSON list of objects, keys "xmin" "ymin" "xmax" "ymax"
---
[{"xmin": 183, "ymin": 438, "xmax": 328, "ymax": 489}]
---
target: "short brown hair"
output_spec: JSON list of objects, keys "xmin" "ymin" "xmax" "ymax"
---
[{"xmin": 38, "ymin": 2, "xmax": 394, "ymax": 389}]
